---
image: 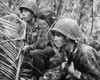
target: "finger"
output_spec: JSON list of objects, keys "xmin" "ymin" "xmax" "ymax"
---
[
  {"xmin": 74, "ymin": 71, "xmax": 81, "ymax": 79},
  {"xmin": 62, "ymin": 63, "xmax": 66, "ymax": 70}
]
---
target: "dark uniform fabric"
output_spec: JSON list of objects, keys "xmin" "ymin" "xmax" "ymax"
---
[
  {"xmin": 21, "ymin": 18, "xmax": 55, "ymax": 78},
  {"xmin": 25, "ymin": 18, "xmax": 50, "ymax": 47},
  {"xmin": 2, "ymin": 14, "xmax": 55, "ymax": 79},
  {"xmin": 68, "ymin": 44, "xmax": 100, "ymax": 80},
  {"xmin": 30, "ymin": 46, "xmax": 55, "ymax": 76},
  {"xmin": 89, "ymin": 40, "xmax": 100, "ymax": 52}
]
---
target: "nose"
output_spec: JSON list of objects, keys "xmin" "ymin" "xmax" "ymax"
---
[
  {"xmin": 21, "ymin": 11, "xmax": 25, "ymax": 17},
  {"xmin": 53, "ymin": 36, "xmax": 58, "ymax": 42},
  {"xmin": 20, "ymin": 12, "xmax": 26, "ymax": 19}
]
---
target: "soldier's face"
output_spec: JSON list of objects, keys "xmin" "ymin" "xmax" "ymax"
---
[
  {"xmin": 21, "ymin": 8, "xmax": 33, "ymax": 21},
  {"xmin": 53, "ymin": 32, "xmax": 66, "ymax": 48}
]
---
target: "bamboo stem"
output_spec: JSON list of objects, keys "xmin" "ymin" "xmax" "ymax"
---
[
  {"xmin": 45, "ymin": 20, "xmax": 57, "ymax": 37},
  {"xmin": 15, "ymin": 53, "xmax": 24, "ymax": 80},
  {"xmin": 16, "ymin": 42, "xmax": 24, "ymax": 60}
]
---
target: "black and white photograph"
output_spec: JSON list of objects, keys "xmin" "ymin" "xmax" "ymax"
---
[{"xmin": 0, "ymin": 0, "xmax": 100, "ymax": 80}]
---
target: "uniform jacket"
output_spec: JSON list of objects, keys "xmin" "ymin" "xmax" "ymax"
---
[
  {"xmin": 68, "ymin": 44, "xmax": 100, "ymax": 80},
  {"xmin": 25, "ymin": 18, "xmax": 50, "ymax": 48}
]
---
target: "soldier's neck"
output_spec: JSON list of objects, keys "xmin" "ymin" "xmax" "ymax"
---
[
  {"xmin": 65, "ymin": 42, "xmax": 76, "ymax": 53},
  {"xmin": 27, "ymin": 17, "xmax": 37, "ymax": 26}
]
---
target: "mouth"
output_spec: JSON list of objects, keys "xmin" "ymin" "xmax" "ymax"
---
[{"xmin": 53, "ymin": 41, "xmax": 60, "ymax": 47}]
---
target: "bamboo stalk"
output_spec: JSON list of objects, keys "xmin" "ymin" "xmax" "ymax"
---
[
  {"xmin": 16, "ymin": 42, "xmax": 24, "ymax": 60},
  {"xmin": 45, "ymin": 20, "xmax": 58, "ymax": 37},
  {"xmin": 15, "ymin": 41, "xmax": 25, "ymax": 80},
  {"xmin": 15, "ymin": 53, "xmax": 24, "ymax": 80}
]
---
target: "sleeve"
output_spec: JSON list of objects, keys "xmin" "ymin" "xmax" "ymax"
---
[
  {"xmin": 40, "ymin": 45, "xmax": 55, "ymax": 57},
  {"xmin": 38, "ymin": 20, "xmax": 49, "ymax": 38},
  {"xmin": 29, "ymin": 44, "xmax": 55, "ymax": 57},
  {"xmin": 80, "ymin": 49, "xmax": 100, "ymax": 79},
  {"xmin": 35, "ymin": 20, "xmax": 50, "ymax": 49}
]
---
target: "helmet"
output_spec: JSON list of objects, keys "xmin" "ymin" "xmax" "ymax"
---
[
  {"xmin": 19, "ymin": 0, "xmax": 38, "ymax": 16},
  {"xmin": 51, "ymin": 18, "xmax": 82, "ymax": 41}
]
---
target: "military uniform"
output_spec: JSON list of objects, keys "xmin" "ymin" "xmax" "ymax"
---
[
  {"xmin": 89, "ymin": 40, "xmax": 100, "ymax": 52},
  {"xmin": 54, "ymin": 43, "xmax": 100, "ymax": 80},
  {"xmin": 71, "ymin": 44, "xmax": 100, "ymax": 80},
  {"xmin": 25, "ymin": 19, "xmax": 50, "ymax": 48},
  {"xmin": 19, "ymin": 0, "xmax": 55, "ymax": 79},
  {"xmin": 22, "ymin": 19, "xmax": 54, "ymax": 77},
  {"xmin": 51, "ymin": 18, "xmax": 100, "ymax": 80}
]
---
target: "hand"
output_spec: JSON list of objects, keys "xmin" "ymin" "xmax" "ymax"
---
[
  {"xmin": 68, "ymin": 62, "xmax": 75, "ymax": 74},
  {"xmin": 61, "ymin": 62, "xmax": 67, "ymax": 70},
  {"xmin": 68, "ymin": 62, "xmax": 81, "ymax": 79},
  {"xmin": 20, "ymin": 78, "xmax": 26, "ymax": 80},
  {"xmin": 74, "ymin": 70, "xmax": 81, "ymax": 79},
  {"xmin": 22, "ymin": 45, "xmax": 30, "ymax": 53}
]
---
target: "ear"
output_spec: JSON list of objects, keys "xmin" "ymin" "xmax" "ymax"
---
[{"xmin": 31, "ymin": 16, "xmax": 36, "ymax": 23}]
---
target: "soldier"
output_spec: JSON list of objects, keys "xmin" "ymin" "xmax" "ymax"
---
[
  {"xmin": 19, "ymin": 0, "xmax": 55, "ymax": 80},
  {"xmin": 50, "ymin": 18, "xmax": 100, "ymax": 80},
  {"xmin": 89, "ymin": 30, "xmax": 100, "ymax": 52}
]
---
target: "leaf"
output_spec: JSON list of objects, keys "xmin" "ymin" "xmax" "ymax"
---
[
  {"xmin": 0, "ymin": 61, "xmax": 16, "ymax": 79},
  {"xmin": 0, "ymin": 17, "xmax": 26, "ymax": 40},
  {"xmin": 0, "ymin": 53, "xmax": 16, "ymax": 68},
  {"xmin": 0, "ymin": 44, "xmax": 16, "ymax": 62},
  {"xmin": 0, "ymin": 69, "xmax": 12, "ymax": 79}
]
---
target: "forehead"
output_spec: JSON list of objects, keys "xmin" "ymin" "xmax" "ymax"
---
[
  {"xmin": 21, "ymin": 8, "xmax": 33, "ymax": 13},
  {"xmin": 53, "ymin": 31, "xmax": 65, "ymax": 37},
  {"xmin": 21, "ymin": 8, "xmax": 30, "ymax": 11}
]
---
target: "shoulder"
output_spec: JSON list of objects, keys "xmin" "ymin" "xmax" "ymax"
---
[
  {"xmin": 37, "ymin": 19, "xmax": 49, "ymax": 28},
  {"xmin": 80, "ymin": 44, "xmax": 93, "ymax": 53},
  {"xmin": 78, "ymin": 44, "xmax": 96, "ymax": 58},
  {"xmin": 38, "ymin": 19, "xmax": 46, "ymax": 23}
]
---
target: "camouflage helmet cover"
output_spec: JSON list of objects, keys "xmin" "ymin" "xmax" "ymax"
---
[
  {"xmin": 51, "ymin": 18, "xmax": 82, "ymax": 41},
  {"xmin": 19, "ymin": 0, "xmax": 38, "ymax": 16}
]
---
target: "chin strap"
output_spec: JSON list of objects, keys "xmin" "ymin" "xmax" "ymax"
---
[{"xmin": 67, "ymin": 43, "xmax": 78, "ymax": 65}]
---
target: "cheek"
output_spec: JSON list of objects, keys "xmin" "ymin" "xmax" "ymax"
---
[
  {"xmin": 53, "ymin": 36, "xmax": 65, "ymax": 46},
  {"xmin": 25, "ymin": 13, "xmax": 32, "ymax": 18},
  {"xmin": 54, "ymin": 36, "xmax": 63, "ymax": 42},
  {"xmin": 22, "ymin": 11, "xmax": 32, "ymax": 17}
]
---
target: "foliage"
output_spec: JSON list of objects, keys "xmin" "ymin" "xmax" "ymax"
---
[
  {"xmin": 0, "ymin": 1, "xmax": 26, "ymax": 80},
  {"xmin": 0, "ymin": 0, "xmax": 99, "ymax": 80}
]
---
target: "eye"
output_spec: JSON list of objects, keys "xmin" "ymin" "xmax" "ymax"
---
[
  {"xmin": 54, "ymin": 32, "xmax": 61, "ymax": 37},
  {"xmin": 66, "ymin": 36, "xmax": 69, "ymax": 40}
]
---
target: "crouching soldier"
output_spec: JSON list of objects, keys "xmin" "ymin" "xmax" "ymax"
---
[
  {"xmin": 50, "ymin": 18, "xmax": 100, "ymax": 80},
  {"xmin": 19, "ymin": 0, "xmax": 55, "ymax": 80}
]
